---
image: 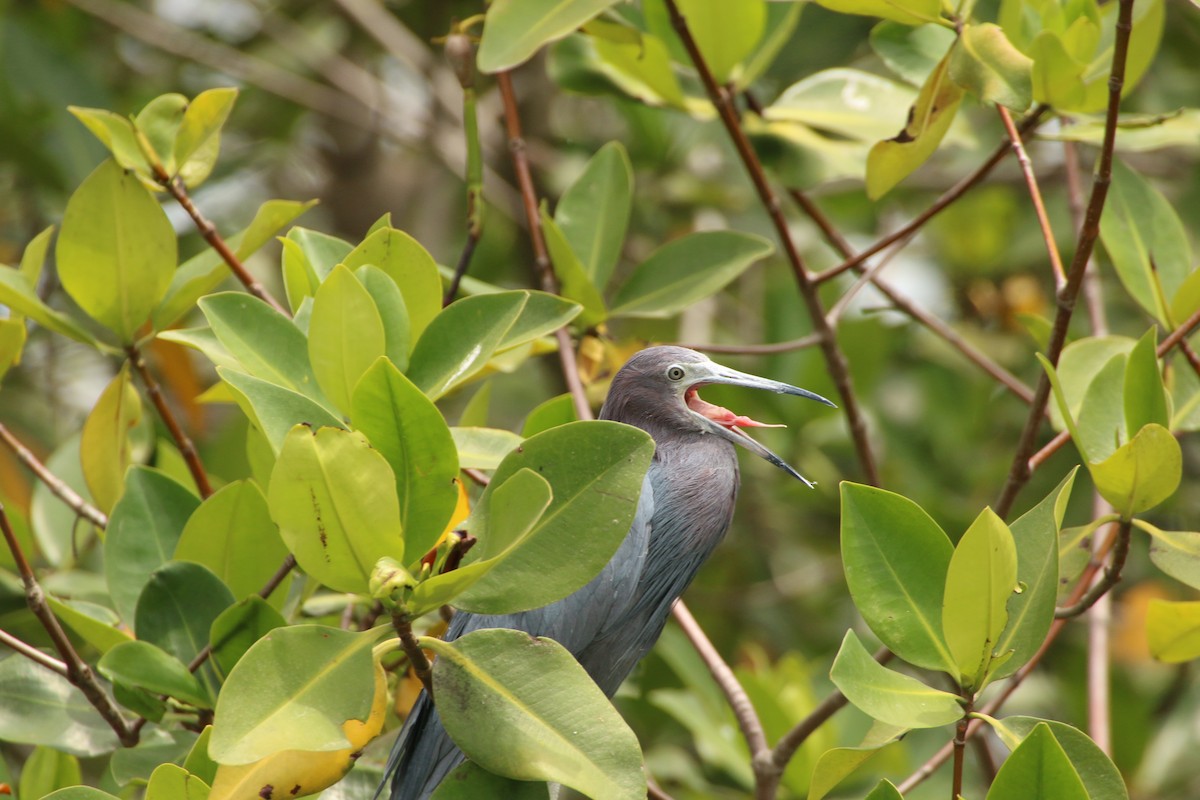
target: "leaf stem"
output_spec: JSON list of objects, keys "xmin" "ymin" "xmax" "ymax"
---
[
  {"xmin": 1055, "ymin": 517, "xmax": 1132, "ymax": 619},
  {"xmin": 664, "ymin": 0, "xmax": 878, "ymax": 486},
  {"xmin": 494, "ymin": 69, "xmax": 593, "ymax": 422},
  {"xmin": 0, "ymin": 423, "xmax": 108, "ymax": 528},
  {"xmin": 126, "ymin": 344, "xmax": 213, "ymax": 499},
  {"xmin": 994, "ymin": 0, "xmax": 1135, "ymax": 519},
  {"xmin": 0, "ymin": 501, "xmax": 138, "ymax": 746}
]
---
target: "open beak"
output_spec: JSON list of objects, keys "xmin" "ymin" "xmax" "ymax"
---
[{"xmin": 686, "ymin": 363, "xmax": 836, "ymax": 488}]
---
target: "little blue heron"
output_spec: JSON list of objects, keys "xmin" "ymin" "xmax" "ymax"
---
[{"xmin": 383, "ymin": 345, "xmax": 834, "ymax": 799}]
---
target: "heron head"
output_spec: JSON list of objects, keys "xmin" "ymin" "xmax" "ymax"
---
[{"xmin": 600, "ymin": 346, "xmax": 835, "ymax": 487}]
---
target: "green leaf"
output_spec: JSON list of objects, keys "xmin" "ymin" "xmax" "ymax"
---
[
  {"xmin": 175, "ymin": 480, "xmax": 292, "ymax": 606},
  {"xmin": 478, "ymin": 0, "xmax": 621, "ymax": 73},
  {"xmin": 20, "ymin": 746, "xmax": 82, "ymax": 799},
  {"xmin": 555, "ymin": 141, "xmax": 632, "ymax": 290},
  {"xmin": 1089, "ymin": 423, "xmax": 1181, "ymax": 518},
  {"xmin": 583, "ymin": 23, "xmax": 687, "ymax": 108},
  {"xmin": 1146, "ymin": 599, "xmax": 1200, "ymax": 663},
  {"xmin": 986, "ymin": 723, "xmax": 1088, "ymax": 800},
  {"xmin": 668, "ymin": 0, "xmax": 766, "ymax": 84},
  {"xmin": 268, "ymin": 424, "xmax": 405, "ymax": 593},
  {"xmin": 410, "ymin": 468, "xmax": 553, "ymax": 615},
  {"xmin": 174, "ymin": 87, "xmax": 238, "ymax": 187},
  {"xmin": 451, "ymin": 427, "xmax": 523, "ymax": 470},
  {"xmin": 307, "ymin": 265, "xmax": 387, "ymax": 415},
  {"xmin": 1135, "ymin": 520, "xmax": 1200, "ymax": 590},
  {"xmin": 209, "ymin": 597, "xmax": 287, "ymax": 679},
  {"xmin": 135, "ymin": 93, "xmax": 188, "ymax": 174},
  {"xmin": 185, "ymin": 727, "xmax": 219, "ymax": 786},
  {"xmin": 1101, "ymin": 160, "xmax": 1192, "ymax": 325},
  {"xmin": 341, "ymin": 227, "xmax": 441, "ymax": 344},
  {"xmin": 154, "ymin": 199, "xmax": 316, "ymax": 330},
  {"xmin": 0, "ymin": 656, "xmax": 119, "ymax": 756},
  {"xmin": 993, "ymin": 468, "xmax": 1076, "ymax": 679},
  {"xmin": 145, "ymin": 763, "xmax": 210, "ymax": 800},
  {"xmin": 870, "ymin": 22, "xmax": 957, "ymax": 86},
  {"xmin": 46, "ymin": 597, "xmax": 133, "ymax": 655},
  {"xmin": 495, "ymin": 291, "xmax": 580, "ymax": 353},
  {"xmin": 135, "ymin": 561, "xmax": 235, "ymax": 669},
  {"xmin": 407, "ymin": 292, "xmax": 527, "ymax": 399},
  {"xmin": 44, "ymin": 790, "xmax": 120, "ymax": 800},
  {"xmin": 79, "ymin": 364, "xmax": 142, "ymax": 515},
  {"xmin": 0, "ymin": 268, "xmax": 96, "ymax": 345},
  {"xmin": 98, "ymin": 640, "xmax": 211, "ymax": 707},
  {"xmin": 200, "ymin": 293, "xmax": 330, "ymax": 407},
  {"xmin": 522, "ymin": 394, "xmax": 578, "ymax": 436},
  {"xmin": 0, "ymin": 317, "xmax": 26, "ymax": 382},
  {"xmin": 68, "ymin": 106, "xmax": 151, "ymax": 173},
  {"xmin": 829, "ymin": 630, "xmax": 963, "ymax": 728},
  {"xmin": 866, "ymin": 52, "xmax": 964, "ymax": 199},
  {"xmin": 426, "ymin": 628, "xmax": 646, "ymax": 799},
  {"xmin": 208, "ymin": 625, "xmax": 378, "ymax": 764},
  {"xmin": 356, "ymin": 264, "xmax": 412, "ymax": 371},
  {"xmin": 542, "ymin": 206, "xmax": 608, "ymax": 329},
  {"xmin": 351, "ymin": 358, "xmax": 459, "ymax": 560},
  {"xmin": 996, "ymin": 717, "xmax": 1129, "ymax": 800},
  {"xmin": 767, "ymin": 68, "xmax": 921, "ymax": 142},
  {"xmin": 840, "ymin": 482, "xmax": 956, "ymax": 672},
  {"xmin": 430, "ymin": 761, "xmax": 550, "ymax": 799},
  {"xmin": 1042, "ymin": 336, "xmax": 1135, "ymax": 432},
  {"xmin": 942, "ymin": 507, "xmax": 1018, "ymax": 688},
  {"xmin": 1075, "ymin": 352, "xmax": 1128, "ymax": 462},
  {"xmin": 1124, "ymin": 327, "xmax": 1169, "ymax": 438},
  {"xmin": 610, "ymin": 231, "xmax": 774, "ymax": 318},
  {"xmin": 30, "ymin": 436, "xmax": 98, "ymax": 567},
  {"xmin": 807, "ymin": 722, "xmax": 906, "ymax": 800},
  {"xmin": 57, "ymin": 159, "xmax": 176, "ymax": 341},
  {"xmin": 452, "ymin": 420, "xmax": 653, "ymax": 614},
  {"xmin": 811, "ymin": 0, "xmax": 942, "ymax": 26},
  {"xmin": 105, "ymin": 467, "xmax": 200, "ymax": 624},
  {"xmin": 111, "ymin": 732, "xmax": 202, "ymax": 790},
  {"xmin": 864, "ymin": 780, "xmax": 904, "ymax": 800},
  {"xmin": 949, "ymin": 23, "xmax": 1033, "ymax": 110},
  {"xmin": 218, "ymin": 367, "xmax": 346, "ymax": 454}
]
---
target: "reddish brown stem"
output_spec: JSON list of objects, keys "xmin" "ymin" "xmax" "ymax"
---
[
  {"xmin": 664, "ymin": 0, "xmax": 878, "ymax": 486},
  {"xmin": 151, "ymin": 166, "xmax": 289, "ymax": 317},
  {"xmin": 494, "ymin": 70, "xmax": 593, "ymax": 422},
  {"xmin": 393, "ymin": 611, "xmax": 434, "ymax": 696},
  {"xmin": 998, "ymin": 106, "xmax": 1065, "ymax": 288},
  {"xmin": 127, "ymin": 345, "xmax": 213, "ymax": 499},
  {"xmin": 994, "ymin": 0, "xmax": 1135, "ymax": 518},
  {"xmin": 0, "ymin": 423, "xmax": 108, "ymax": 528},
  {"xmin": 0, "ymin": 502, "xmax": 138, "ymax": 746},
  {"xmin": 1056, "ymin": 518, "xmax": 1132, "ymax": 618}
]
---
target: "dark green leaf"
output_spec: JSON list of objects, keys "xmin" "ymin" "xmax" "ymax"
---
[
  {"xmin": 0, "ymin": 655, "xmax": 119, "ymax": 756},
  {"xmin": 407, "ymin": 292, "xmax": 527, "ymax": 399},
  {"xmin": 209, "ymin": 597, "xmax": 288, "ymax": 679},
  {"xmin": 1124, "ymin": 327, "xmax": 1169, "ymax": 438},
  {"xmin": 218, "ymin": 367, "xmax": 346, "ymax": 454},
  {"xmin": 135, "ymin": 561, "xmax": 235, "ymax": 669},
  {"xmin": 555, "ymin": 141, "xmax": 632, "ymax": 290},
  {"xmin": 98, "ymin": 640, "xmax": 210, "ymax": 707}
]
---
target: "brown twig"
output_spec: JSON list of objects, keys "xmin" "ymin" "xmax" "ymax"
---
[
  {"xmin": 1063, "ymin": 139, "xmax": 1108, "ymax": 333},
  {"xmin": 393, "ymin": 611, "xmax": 434, "ymax": 695},
  {"xmin": 126, "ymin": 345, "xmax": 213, "ymax": 499},
  {"xmin": 994, "ymin": 0, "xmax": 1135, "ymax": 518},
  {"xmin": 494, "ymin": 70, "xmax": 594, "ymax": 422},
  {"xmin": 671, "ymin": 600, "xmax": 772, "ymax": 796},
  {"xmin": 812, "ymin": 106, "xmax": 1049, "ymax": 285},
  {"xmin": 0, "ymin": 502, "xmax": 138, "ymax": 746},
  {"xmin": 0, "ymin": 423, "xmax": 108, "ymax": 528},
  {"xmin": 149, "ymin": 165, "xmax": 289, "ymax": 317},
  {"xmin": 664, "ymin": 0, "xmax": 878, "ymax": 486},
  {"xmin": 951, "ymin": 699, "xmax": 971, "ymax": 800},
  {"xmin": 445, "ymin": 234, "xmax": 479, "ymax": 306},
  {"xmin": 0, "ymin": 628, "xmax": 68, "ymax": 675},
  {"xmin": 998, "ymin": 106, "xmax": 1065, "ymax": 289},
  {"xmin": 1055, "ymin": 518, "xmax": 1132, "ymax": 618},
  {"xmin": 679, "ymin": 334, "xmax": 823, "ymax": 356}
]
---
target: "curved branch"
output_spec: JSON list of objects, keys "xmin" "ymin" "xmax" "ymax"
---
[{"xmin": 0, "ymin": 423, "xmax": 108, "ymax": 529}]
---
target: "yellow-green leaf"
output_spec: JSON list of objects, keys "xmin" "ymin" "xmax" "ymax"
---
[{"xmin": 80, "ymin": 365, "xmax": 142, "ymax": 514}]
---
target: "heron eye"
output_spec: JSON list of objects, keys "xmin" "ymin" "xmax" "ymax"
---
[{"xmin": 666, "ymin": 365, "xmax": 685, "ymax": 381}]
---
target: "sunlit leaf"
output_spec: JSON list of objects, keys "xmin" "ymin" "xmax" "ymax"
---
[
  {"xmin": 308, "ymin": 265, "xmax": 386, "ymax": 415},
  {"xmin": 478, "ymin": 0, "xmax": 621, "ymax": 73},
  {"xmin": 810, "ymin": 0, "xmax": 942, "ymax": 26},
  {"xmin": 1135, "ymin": 520, "xmax": 1200, "ymax": 590},
  {"xmin": 407, "ymin": 292, "xmax": 527, "ymax": 399},
  {"xmin": 1146, "ymin": 599, "xmax": 1200, "ymax": 663},
  {"xmin": 341, "ymin": 227, "xmax": 441, "ymax": 344},
  {"xmin": 1089, "ymin": 423, "xmax": 1181, "ymax": 518},
  {"xmin": 870, "ymin": 22, "xmax": 957, "ymax": 86},
  {"xmin": 830, "ymin": 630, "xmax": 963, "ymax": 728},
  {"xmin": 450, "ymin": 427, "xmax": 523, "ymax": 470},
  {"xmin": 949, "ymin": 23, "xmax": 1033, "ymax": 110},
  {"xmin": 98, "ymin": 640, "xmax": 210, "ymax": 708},
  {"xmin": 986, "ymin": 723, "xmax": 1088, "ymax": 800},
  {"xmin": 80, "ymin": 365, "xmax": 142, "ymax": 515}
]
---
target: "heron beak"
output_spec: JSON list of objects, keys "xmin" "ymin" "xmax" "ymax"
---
[{"xmin": 686, "ymin": 364, "xmax": 836, "ymax": 488}]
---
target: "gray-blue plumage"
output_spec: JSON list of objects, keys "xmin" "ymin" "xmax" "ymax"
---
[{"xmin": 383, "ymin": 346, "xmax": 833, "ymax": 799}]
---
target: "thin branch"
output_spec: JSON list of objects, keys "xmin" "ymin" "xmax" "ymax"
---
[
  {"xmin": 0, "ymin": 502, "xmax": 138, "ymax": 746},
  {"xmin": 1086, "ymin": 499, "xmax": 1115, "ymax": 754},
  {"xmin": 152, "ymin": 167, "xmax": 290, "ymax": 317},
  {"xmin": 769, "ymin": 646, "xmax": 892, "ymax": 773},
  {"xmin": 812, "ymin": 106, "xmax": 1050, "ymax": 285},
  {"xmin": 994, "ymin": 0, "xmax": 1136, "ymax": 518},
  {"xmin": 646, "ymin": 775, "xmax": 678, "ymax": 800},
  {"xmin": 494, "ymin": 70, "xmax": 594, "ymax": 422},
  {"xmin": 393, "ymin": 611, "xmax": 434, "ymax": 695},
  {"xmin": 1063, "ymin": 139, "xmax": 1108, "ymax": 333},
  {"xmin": 0, "ymin": 423, "xmax": 108, "ymax": 528},
  {"xmin": 664, "ymin": 0, "xmax": 879, "ymax": 485},
  {"xmin": 998, "ymin": 106, "xmax": 1065, "ymax": 288},
  {"xmin": 0, "ymin": 628, "xmax": 68, "ymax": 676},
  {"xmin": 1056, "ymin": 518, "xmax": 1132, "ymax": 618},
  {"xmin": 671, "ymin": 601, "xmax": 770, "ymax": 785},
  {"xmin": 127, "ymin": 345, "xmax": 213, "ymax": 499},
  {"xmin": 678, "ymin": 334, "xmax": 823, "ymax": 356},
  {"xmin": 443, "ymin": 32, "xmax": 484, "ymax": 306},
  {"xmin": 951, "ymin": 694, "xmax": 973, "ymax": 800}
]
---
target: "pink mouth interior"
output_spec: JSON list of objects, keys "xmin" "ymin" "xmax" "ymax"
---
[{"xmin": 686, "ymin": 387, "xmax": 785, "ymax": 430}]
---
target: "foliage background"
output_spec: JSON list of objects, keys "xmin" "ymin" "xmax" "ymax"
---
[{"xmin": 0, "ymin": 0, "xmax": 1198, "ymax": 798}]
